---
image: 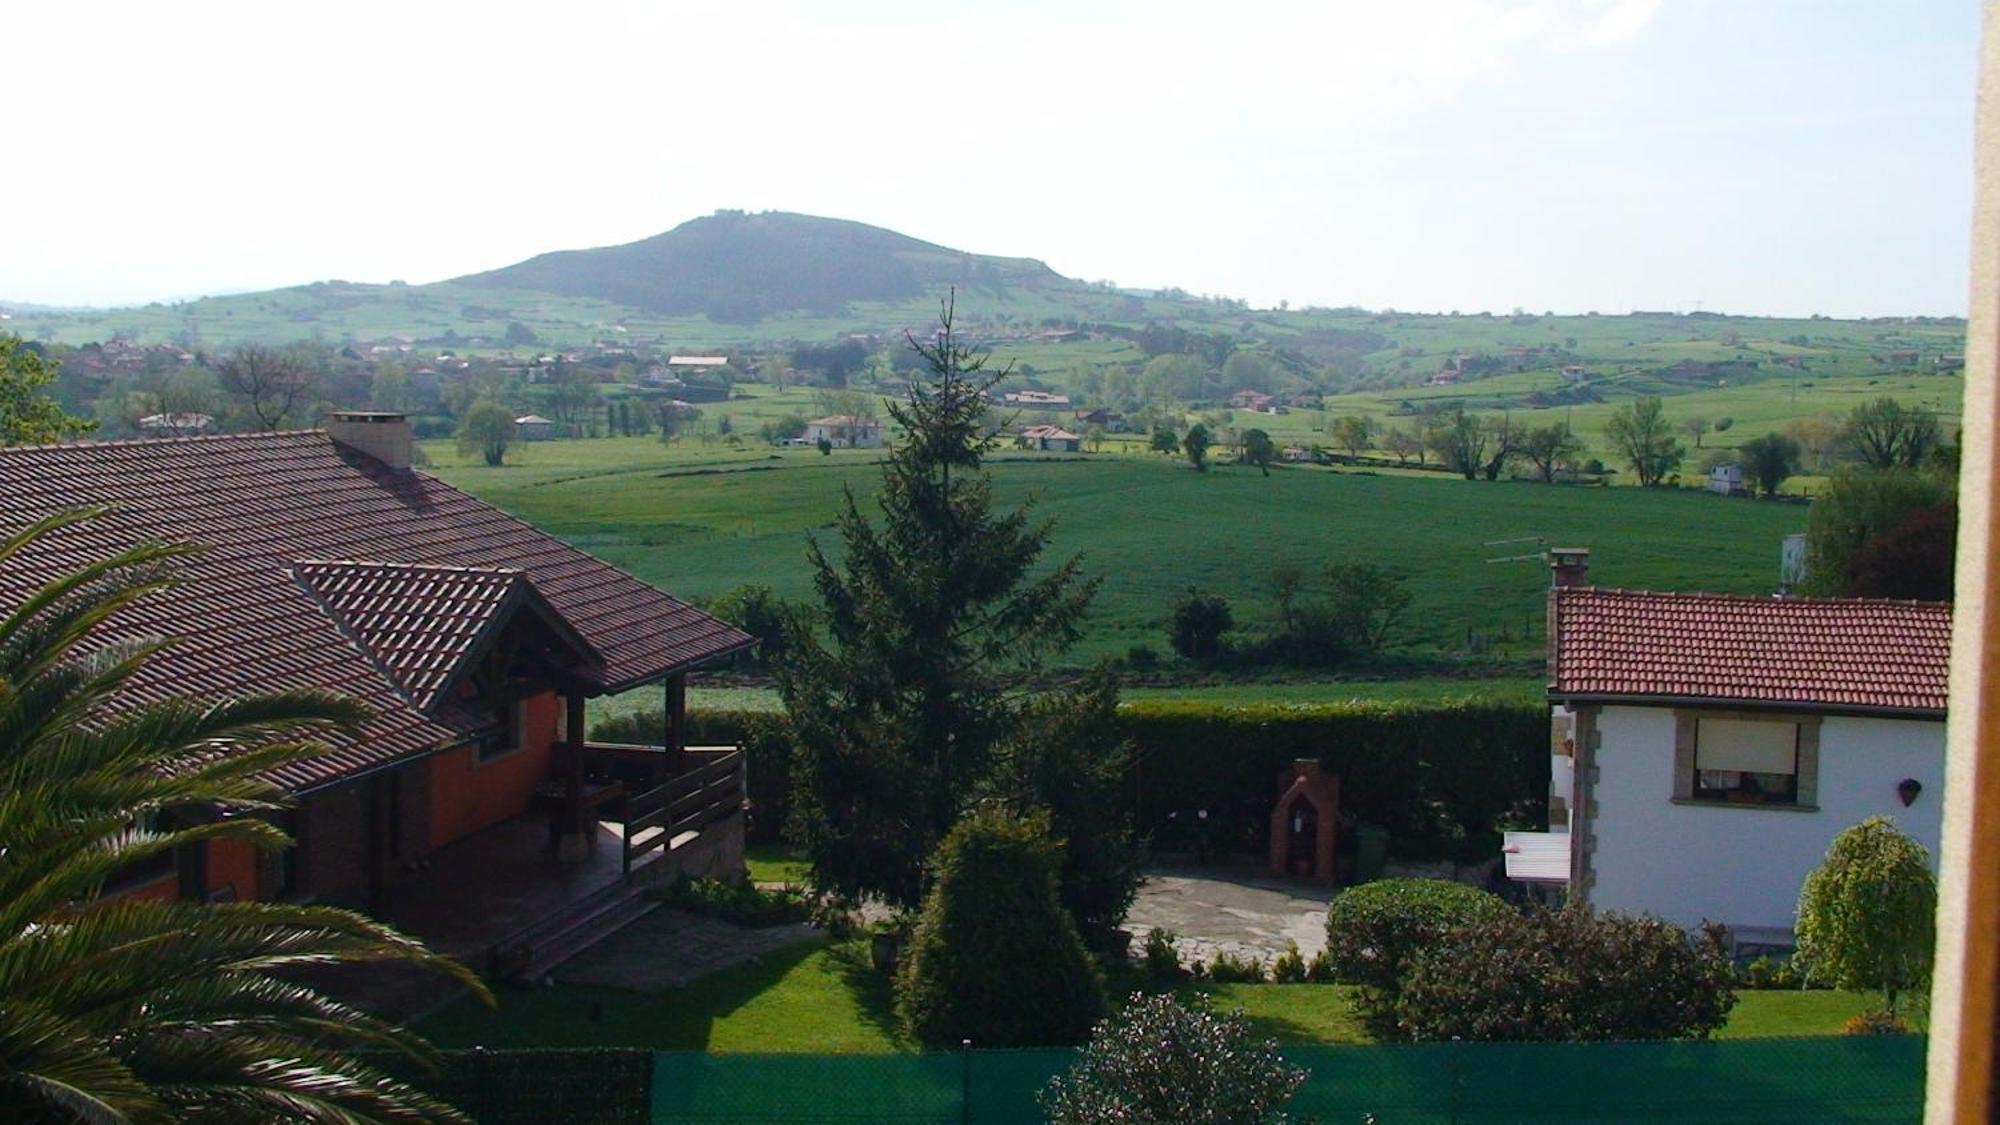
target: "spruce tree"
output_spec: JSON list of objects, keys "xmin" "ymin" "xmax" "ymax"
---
[{"xmin": 777, "ymin": 297, "xmax": 1099, "ymax": 910}]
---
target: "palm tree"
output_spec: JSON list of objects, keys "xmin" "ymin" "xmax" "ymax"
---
[{"xmin": 0, "ymin": 507, "xmax": 488, "ymax": 1123}]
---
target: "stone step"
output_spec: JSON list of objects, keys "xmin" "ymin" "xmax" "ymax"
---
[{"xmin": 517, "ymin": 892, "xmax": 660, "ymax": 981}]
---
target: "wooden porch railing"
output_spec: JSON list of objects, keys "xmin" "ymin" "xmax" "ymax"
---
[{"xmin": 621, "ymin": 747, "xmax": 745, "ymax": 875}]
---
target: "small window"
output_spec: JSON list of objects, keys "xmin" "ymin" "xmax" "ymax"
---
[
  {"xmin": 477, "ymin": 698, "xmax": 527, "ymax": 763},
  {"xmin": 1692, "ymin": 717, "xmax": 1800, "ymax": 806}
]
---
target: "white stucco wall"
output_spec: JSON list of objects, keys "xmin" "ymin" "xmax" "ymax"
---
[{"xmin": 1584, "ymin": 705, "xmax": 1944, "ymax": 934}]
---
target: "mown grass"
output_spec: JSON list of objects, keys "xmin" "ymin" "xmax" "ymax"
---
[
  {"xmin": 416, "ymin": 939, "xmax": 1885, "ymax": 1052},
  {"xmin": 429, "ymin": 444, "xmax": 1807, "ymax": 666}
]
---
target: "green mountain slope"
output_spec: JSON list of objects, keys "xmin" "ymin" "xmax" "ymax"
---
[{"xmin": 450, "ymin": 210, "xmax": 1075, "ymax": 321}]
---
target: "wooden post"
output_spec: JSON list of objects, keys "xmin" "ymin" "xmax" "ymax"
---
[
  {"xmin": 557, "ymin": 689, "xmax": 589, "ymax": 863},
  {"xmin": 667, "ymin": 673, "xmax": 688, "ymax": 774}
]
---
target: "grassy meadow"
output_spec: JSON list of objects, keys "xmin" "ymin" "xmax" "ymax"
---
[
  {"xmin": 415, "ymin": 939, "xmax": 1889, "ymax": 1052},
  {"xmin": 425, "ymin": 432, "xmax": 1808, "ymax": 674}
]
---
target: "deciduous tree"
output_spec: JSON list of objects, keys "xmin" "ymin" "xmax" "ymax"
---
[
  {"xmin": 212, "ymin": 343, "xmax": 318, "ymax": 430},
  {"xmin": 1184, "ymin": 423, "xmax": 1212, "ymax": 471},
  {"xmin": 1841, "ymin": 397, "xmax": 1942, "ymax": 470},
  {"xmin": 1240, "ymin": 427, "xmax": 1275, "ymax": 476},
  {"xmin": 1520, "ymin": 422, "xmax": 1583, "ymax": 483},
  {"xmin": 456, "ymin": 394, "xmax": 514, "ymax": 466},
  {"xmin": 1795, "ymin": 817, "xmax": 1937, "ymax": 1017},
  {"xmin": 1604, "ymin": 396, "xmax": 1684, "ymax": 486},
  {"xmin": 0, "ymin": 334, "xmax": 95, "ymax": 445},
  {"xmin": 1739, "ymin": 432, "xmax": 1802, "ymax": 497}
]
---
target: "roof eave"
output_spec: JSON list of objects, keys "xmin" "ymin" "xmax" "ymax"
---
[
  {"xmin": 1546, "ymin": 690, "xmax": 1945, "ymax": 722},
  {"xmin": 588, "ymin": 633, "xmax": 759, "ymax": 697}
]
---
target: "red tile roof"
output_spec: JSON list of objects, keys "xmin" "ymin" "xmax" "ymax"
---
[
  {"xmin": 0, "ymin": 431, "xmax": 753, "ymax": 790},
  {"xmin": 1549, "ymin": 587, "xmax": 1951, "ymax": 716}
]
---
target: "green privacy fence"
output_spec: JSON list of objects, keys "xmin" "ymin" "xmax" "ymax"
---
[{"xmin": 642, "ymin": 1037, "xmax": 1927, "ymax": 1125}]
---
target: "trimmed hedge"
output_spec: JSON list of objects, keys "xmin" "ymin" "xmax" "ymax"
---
[
  {"xmin": 376, "ymin": 1048, "xmax": 651, "ymax": 1124},
  {"xmin": 598, "ymin": 696, "xmax": 1549, "ymax": 863}
]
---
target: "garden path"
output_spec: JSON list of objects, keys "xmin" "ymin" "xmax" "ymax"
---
[
  {"xmin": 557, "ymin": 908, "xmax": 819, "ymax": 991},
  {"xmin": 1126, "ymin": 863, "xmax": 1337, "ymax": 968}
]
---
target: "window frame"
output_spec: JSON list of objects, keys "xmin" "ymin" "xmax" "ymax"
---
[{"xmin": 1671, "ymin": 709, "xmax": 1821, "ymax": 812}]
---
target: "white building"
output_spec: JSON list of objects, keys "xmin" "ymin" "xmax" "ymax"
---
[
  {"xmin": 137, "ymin": 412, "xmax": 216, "ymax": 437},
  {"xmin": 1512, "ymin": 553, "xmax": 1949, "ymax": 948},
  {"xmin": 514, "ymin": 414, "xmax": 557, "ymax": 441},
  {"xmin": 1707, "ymin": 464, "xmax": 1748, "ymax": 496},
  {"xmin": 802, "ymin": 415, "xmax": 883, "ymax": 449}
]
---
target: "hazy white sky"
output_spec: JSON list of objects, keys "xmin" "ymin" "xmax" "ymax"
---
[{"xmin": 3, "ymin": 0, "xmax": 1980, "ymax": 316}]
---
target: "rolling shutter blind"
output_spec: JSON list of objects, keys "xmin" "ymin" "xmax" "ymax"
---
[{"xmin": 1696, "ymin": 718, "xmax": 1797, "ymax": 774}]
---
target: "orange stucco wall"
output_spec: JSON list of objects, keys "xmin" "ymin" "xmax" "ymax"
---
[
  {"xmin": 428, "ymin": 690, "xmax": 561, "ymax": 848},
  {"xmin": 206, "ymin": 838, "xmax": 261, "ymax": 900},
  {"xmin": 118, "ymin": 874, "xmax": 179, "ymax": 903}
]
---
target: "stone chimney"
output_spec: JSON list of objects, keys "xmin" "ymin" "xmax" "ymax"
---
[
  {"xmin": 1549, "ymin": 547, "xmax": 1591, "ymax": 589},
  {"xmin": 324, "ymin": 411, "xmax": 413, "ymax": 470}
]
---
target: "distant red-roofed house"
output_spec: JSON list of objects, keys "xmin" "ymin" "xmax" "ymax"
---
[
  {"xmin": 0, "ymin": 414, "xmax": 754, "ymax": 973},
  {"xmin": 1513, "ymin": 553, "xmax": 1949, "ymax": 948},
  {"xmin": 1018, "ymin": 424, "xmax": 1082, "ymax": 452}
]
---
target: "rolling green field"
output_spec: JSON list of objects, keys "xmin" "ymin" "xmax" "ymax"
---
[{"xmin": 425, "ymin": 435, "xmax": 1808, "ymax": 671}]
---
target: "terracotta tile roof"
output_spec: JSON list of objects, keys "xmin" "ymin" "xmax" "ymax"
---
[
  {"xmin": 1549, "ymin": 587, "xmax": 1951, "ymax": 716},
  {"xmin": 0, "ymin": 431, "xmax": 753, "ymax": 790},
  {"xmin": 293, "ymin": 559, "xmax": 560, "ymax": 712}
]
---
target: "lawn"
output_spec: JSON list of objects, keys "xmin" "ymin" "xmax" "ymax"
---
[
  {"xmin": 417, "ymin": 940, "xmax": 1885, "ymax": 1053},
  {"xmin": 427, "ymin": 443, "xmax": 1808, "ymax": 669}
]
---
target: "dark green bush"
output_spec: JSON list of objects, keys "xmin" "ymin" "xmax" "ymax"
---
[
  {"xmin": 657, "ymin": 875, "xmax": 808, "ymax": 927},
  {"xmin": 895, "ymin": 808, "xmax": 1106, "ymax": 1048},
  {"xmin": 1142, "ymin": 928, "xmax": 1185, "ymax": 982},
  {"xmin": 1207, "ymin": 950, "xmax": 1267, "ymax": 983},
  {"xmin": 1270, "ymin": 942, "xmax": 1307, "ymax": 984},
  {"xmin": 1391, "ymin": 908, "xmax": 1737, "ymax": 1042},
  {"xmin": 1324, "ymin": 879, "xmax": 1513, "ymax": 993},
  {"xmin": 1042, "ymin": 994, "xmax": 1307, "ymax": 1125}
]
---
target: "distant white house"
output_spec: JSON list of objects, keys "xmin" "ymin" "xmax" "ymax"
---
[
  {"xmin": 1707, "ymin": 464, "xmax": 1748, "ymax": 496},
  {"xmin": 1516, "ymin": 558, "xmax": 1950, "ymax": 949},
  {"xmin": 668, "ymin": 355, "xmax": 729, "ymax": 371},
  {"xmin": 137, "ymin": 412, "xmax": 217, "ymax": 437},
  {"xmin": 1003, "ymin": 389, "xmax": 1071, "ymax": 409},
  {"xmin": 803, "ymin": 415, "xmax": 883, "ymax": 449},
  {"xmin": 514, "ymin": 414, "xmax": 558, "ymax": 441}
]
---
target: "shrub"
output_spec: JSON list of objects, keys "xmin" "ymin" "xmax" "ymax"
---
[
  {"xmin": 1324, "ymin": 879, "xmax": 1514, "ymax": 995},
  {"xmin": 1124, "ymin": 644, "xmax": 1159, "ymax": 671},
  {"xmin": 1390, "ymin": 907, "xmax": 1737, "ymax": 1042},
  {"xmin": 1208, "ymin": 951, "xmax": 1267, "ymax": 983},
  {"xmin": 1270, "ymin": 942, "xmax": 1307, "ymax": 984},
  {"xmin": 895, "ymin": 808, "xmax": 1106, "ymax": 1047},
  {"xmin": 1843, "ymin": 1010, "xmax": 1913, "ymax": 1036},
  {"xmin": 1143, "ymin": 928, "xmax": 1185, "ymax": 982},
  {"xmin": 1795, "ymin": 817, "xmax": 1938, "ymax": 1015},
  {"xmin": 1042, "ymin": 994, "xmax": 1308, "ymax": 1125},
  {"xmin": 657, "ymin": 875, "xmax": 808, "ymax": 927},
  {"xmin": 1304, "ymin": 950, "xmax": 1336, "ymax": 983},
  {"xmin": 1169, "ymin": 589, "xmax": 1234, "ymax": 659}
]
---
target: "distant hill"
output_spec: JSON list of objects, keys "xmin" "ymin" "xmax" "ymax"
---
[{"xmin": 450, "ymin": 210, "xmax": 1077, "ymax": 322}]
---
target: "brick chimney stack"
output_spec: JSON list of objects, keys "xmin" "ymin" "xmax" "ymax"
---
[
  {"xmin": 1549, "ymin": 547, "xmax": 1591, "ymax": 589},
  {"xmin": 324, "ymin": 412, "xmax": 413, "ymax": 471}
]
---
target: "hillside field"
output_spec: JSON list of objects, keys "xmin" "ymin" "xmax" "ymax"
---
[{"xmin": 424, "ymin": 436, "xmax": 1809, "ymax": 677}]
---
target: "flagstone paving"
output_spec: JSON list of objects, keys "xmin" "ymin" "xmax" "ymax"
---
[{"xmin": 557, "ymin": 908, "xmax": 820, "ymax": 991}]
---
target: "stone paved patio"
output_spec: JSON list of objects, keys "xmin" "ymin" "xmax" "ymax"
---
[
  {"xmin": 1125, "ymin": 863, "xmax": 1338, "ymax": 966},
  {"xmin": 556, "ymin": 907, "xmax": 820, "ymax": 991}
]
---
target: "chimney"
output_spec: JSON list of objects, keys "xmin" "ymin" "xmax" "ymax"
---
[
  {"xmin": 1548, "ymin": 547, "xmax": 1591, "ymax": 589},
  {"xmin": 324, "ymin": 411, "xmax": 413, "ymax": 470}
]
